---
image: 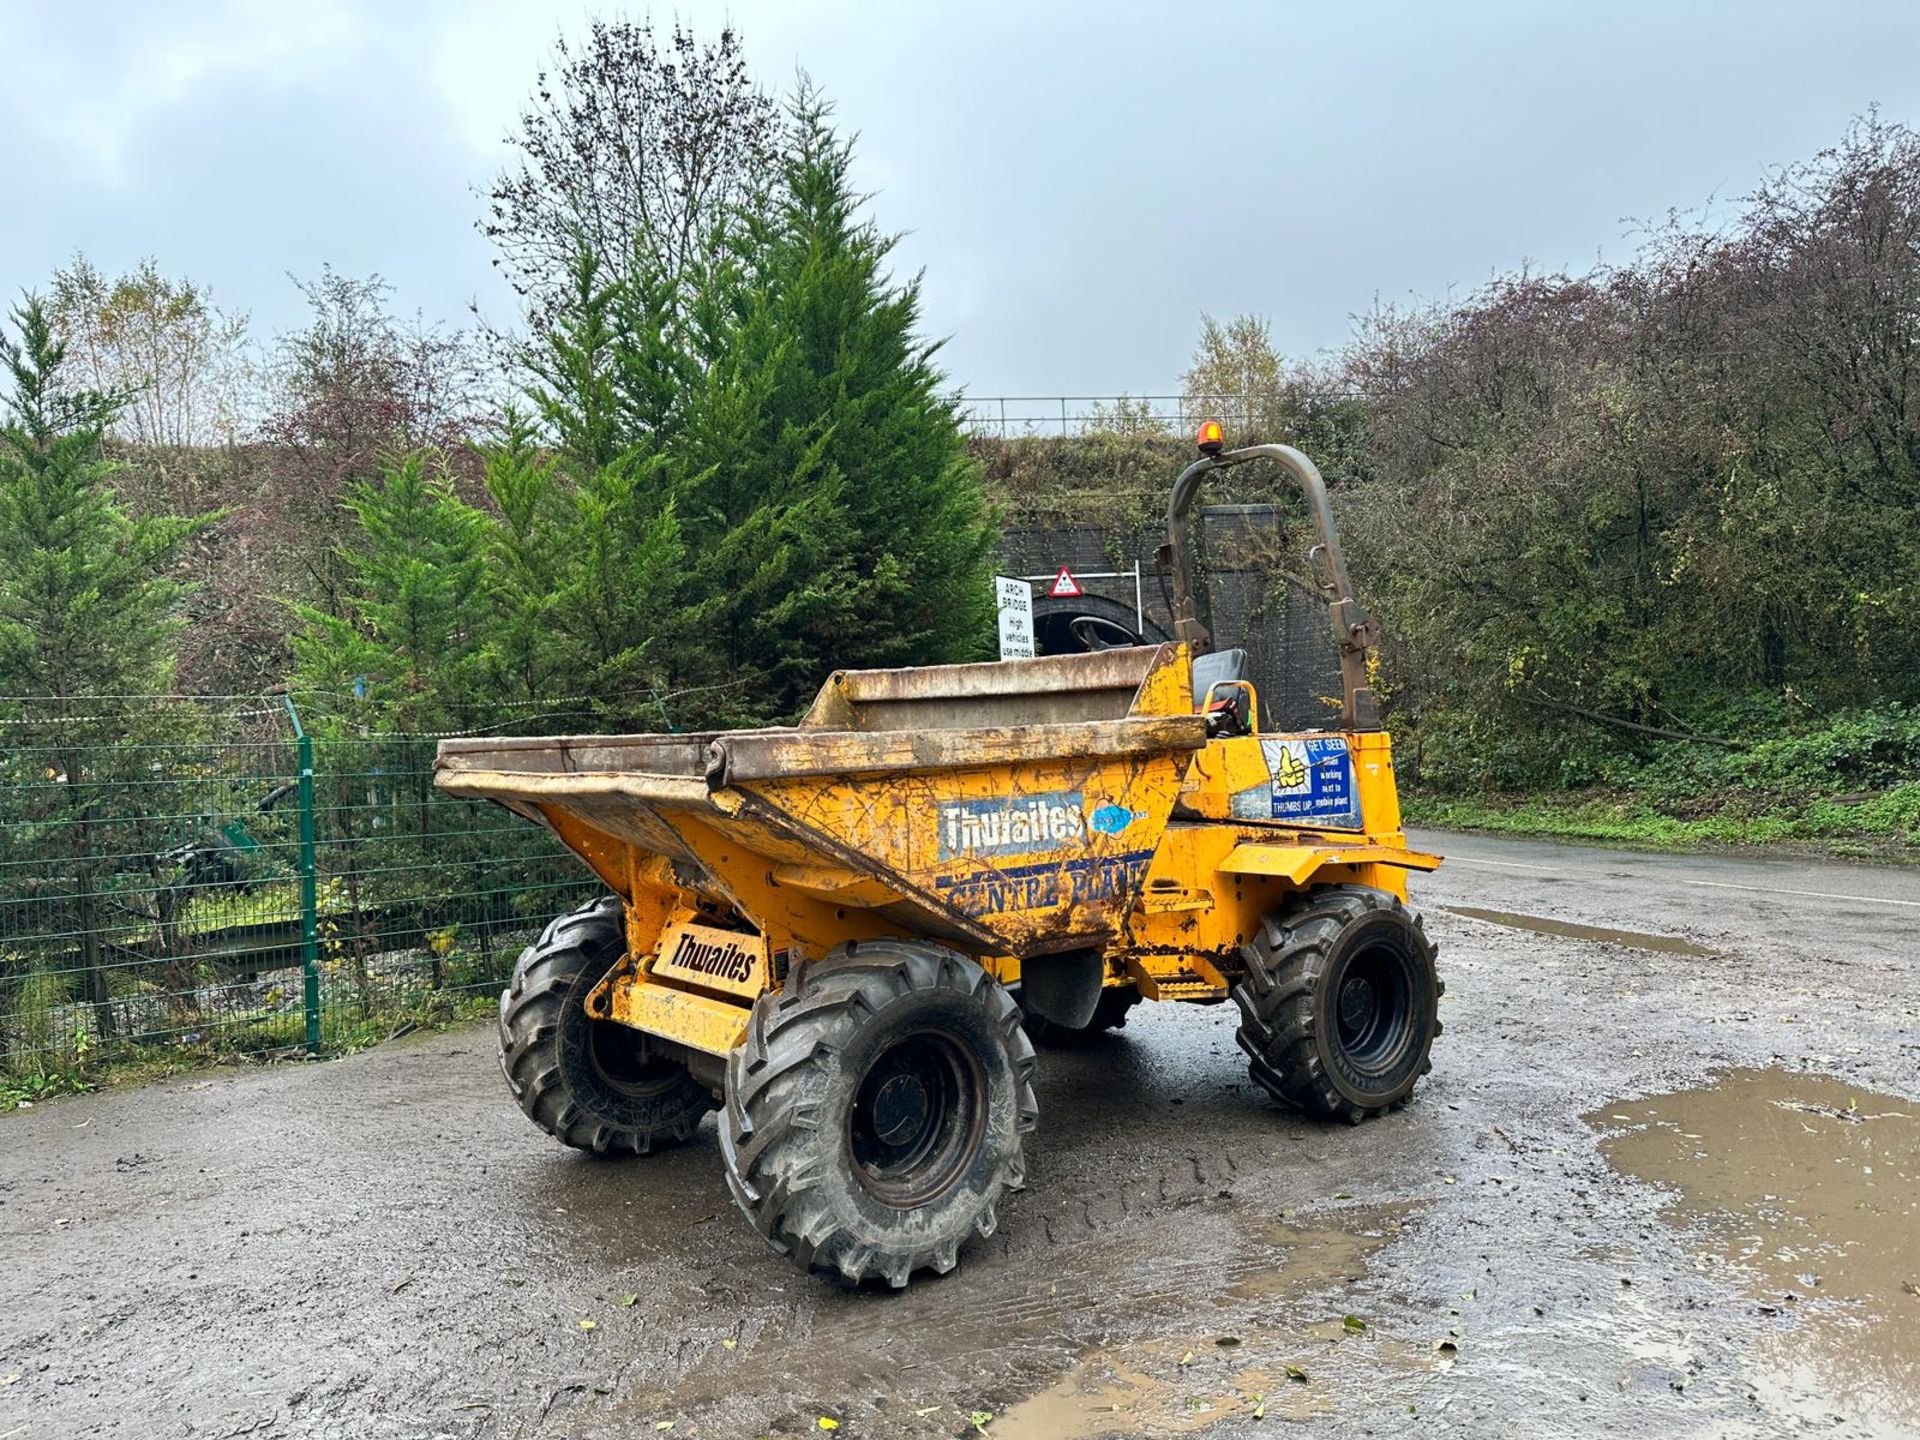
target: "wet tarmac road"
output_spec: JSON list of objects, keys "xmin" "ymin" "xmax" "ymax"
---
[{"xmin": 3, "ymin": 830, "xmax": 1917, "ymax": 1439}]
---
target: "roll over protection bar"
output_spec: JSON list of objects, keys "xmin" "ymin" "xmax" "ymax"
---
[{"xmin": 1164, "ymin": 442, "xmax": 1381, "ymax": 730}]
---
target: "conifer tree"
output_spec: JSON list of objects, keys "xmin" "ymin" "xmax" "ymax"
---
[
  {"xmin": 766, "ymin": 91, "xmax": 996, "ymax": 672},
  {"xmin": 670, "ymin": 92, "xmax": 997, "ymax": 714},
  {"xmin": 289, "ymin": 452, "xmax": 490, "ymax": 734},
  {"xmin": 522, "ymin": 254, "xmax": 695, "ymax": 726},
  {"xmin": 549, "ymin": 446, "xmax": 688, "ymax": 715},
  {"xmin": 0, "ymin": 299, "xmax": 206, "ymax": 705},
  {"xmin": 477, "ymin": 408, "xmax": 572, "ymax": 708},
  {"xmin": 0, "ymin": 297, "xmax": 210, "ymax": 1038},
  {"xmin": 527, "ymin": 90, "xmax": 998, "ymax": 724}
]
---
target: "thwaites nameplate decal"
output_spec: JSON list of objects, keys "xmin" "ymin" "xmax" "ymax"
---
[
  {"xmin": 650, "ymin": 919, "xmax": 769, "ymax": 999},
  {"xmin": 936, "ymin": 789, "xmax": 1088, "ymax": 861}
]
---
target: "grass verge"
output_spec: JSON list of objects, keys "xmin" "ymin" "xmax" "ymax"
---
[{"xmin": 1405, "ymin": 784, "xmax": 1920, "ymax": 862}]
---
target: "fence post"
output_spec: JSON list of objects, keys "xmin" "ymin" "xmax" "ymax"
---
[{"xmin": 285, "ymin": 699, "xmax": 321, "ymax": 1056}]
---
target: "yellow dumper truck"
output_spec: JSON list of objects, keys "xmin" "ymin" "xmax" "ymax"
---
[{"xmin": 435, "ymin": 432, "xmax": 1442, "ymax": 1287}]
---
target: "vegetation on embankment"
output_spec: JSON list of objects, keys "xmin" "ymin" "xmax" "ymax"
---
[
  {"xmin": 1400, "ymin": 704, "xmax": 1920, "ymax": 857},
  {"xmin": 964, "ymin": 121, "xmax": 1920, "ymax": 854},
  {"xmin": 1332, "ymin": 118, "xmax": 1920, "ymax": 846}
]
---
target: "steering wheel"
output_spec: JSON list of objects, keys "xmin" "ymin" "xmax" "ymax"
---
[{"xmin": 1067, "ymin": 615, "xmax": 1140, "ymax": 652}]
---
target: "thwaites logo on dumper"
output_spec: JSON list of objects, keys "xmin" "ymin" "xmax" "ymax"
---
[
  {"xmin": 933, "ymin": 787, "xmax": 1152, "ymax": 917},
  {"xmin": 937, "ymin": 789, "xmax": 1087, "ymax": 860},
  {"xmin": 1229, "ymin": 737, "xmax": 1364, "ymax": 829},
  {"xmin": 667, "ymin": 929, "xmax": 756, "ymax": 983},
  {"xmin": 651, "ymin": 920, "xmax": 765, "ymax": 997}
]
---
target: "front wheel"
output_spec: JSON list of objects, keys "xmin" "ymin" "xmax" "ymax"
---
[
  {"xmin": 1233, "ymin": 885, "xmax": 1441, "ymax": 1122},
  {"xmin": 721, "ymin": 941, "xmax": 1037, "ymax": 1287},
  {"xmin": 498, "ymin": 896, "xmax": 716, "ymax": 1155}
]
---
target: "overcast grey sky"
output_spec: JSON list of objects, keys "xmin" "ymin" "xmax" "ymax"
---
[{"xmin": 3, "ymin": 1, "xmax": 1918, "ymax": 398}]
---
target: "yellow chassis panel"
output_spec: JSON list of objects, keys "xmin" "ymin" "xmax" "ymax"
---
[
  {"xmin": 604, "ymin": 975, "xmax": 747, "ymax": 1057},
  {"xmin": 1219, "ymin": 842, "xmax": 1442, "ymax": 885}
]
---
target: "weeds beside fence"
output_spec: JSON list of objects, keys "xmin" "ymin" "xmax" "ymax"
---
[{"xmin": 0, "ymin": 697, "xmax": 594, "ymax": 1104}]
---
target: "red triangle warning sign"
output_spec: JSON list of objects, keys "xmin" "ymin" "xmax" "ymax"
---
[{"xmin": 1048, "ymin": 566, "xmax": 1083, "ymax": 598}]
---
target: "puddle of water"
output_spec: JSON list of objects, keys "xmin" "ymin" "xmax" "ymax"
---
[
  {"xmin": 991, "ymin": 1338, "xmax": 1318, "ymax": 1439},
  {"xmin": 1447, "ymin": 905, "xmax": 1717, "ymax": 956},
  {"xmin": 993, "ymin": 1206, "xmax": 1427, "ymax": 1439},
  {"xmin": 991, "ymin": 1323, "xmax": 1446, "ymax": 1440},
  {"xmin": 1229, "ymin": 1205, "xmax": 1412, "ymax": 1299},
  {"xmin": 1590, "ymin": 1069, "xmax": 1920, "ymax": 1435}
]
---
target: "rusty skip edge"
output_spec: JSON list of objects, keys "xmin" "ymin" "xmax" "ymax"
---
[
  {"xmin": 814, "ymin": 646, "xmax": 1165, "ymax": 707},
  {"xmin": 435, "ymin": 730, "xmax": 752, "ymax": 780},
  {"xmin": 434, "ymin": 718, "xmax": 1208, "ymax": 801},
  {"xmin": 433, "ymin": 767, "xmax": 715, "ymax": 809},
  {"xmin": 704, "ymin": 714, "xmax": 1208, "ymax": 789}
]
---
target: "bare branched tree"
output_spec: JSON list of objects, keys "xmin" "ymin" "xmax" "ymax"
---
[
  {"xmin": 483, "ymin": 20, "xmax": 779, "ymax": 326},
  {"xmin": 242, "ymin": 269, "xmax": 487, "ymax": 651},
  {"xmin": 262, "ymin": 269, "xmax": 485, "ymax": 465},
  {"xmin": 1182, "ymin": 313, "xmax": 1285, "ymax": 438}
]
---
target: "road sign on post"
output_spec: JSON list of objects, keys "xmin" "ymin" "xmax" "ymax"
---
[
  {"xmin": 995, "ymin": 576, "xmax": 1035, "ymax": 659},
  {"xmin": 1048, "ymin": 566, "xmax": 1083, "ymax": 598}
]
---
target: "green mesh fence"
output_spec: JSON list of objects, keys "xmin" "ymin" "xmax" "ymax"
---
[{"xmin": 0, "ymin": 698, "xmax": 596, "ymax": 1088}]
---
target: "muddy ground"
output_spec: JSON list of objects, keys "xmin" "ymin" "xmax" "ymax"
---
[{"xmin": 3, "ymin": 829, "xmax": 1918, "ymax": 1439}]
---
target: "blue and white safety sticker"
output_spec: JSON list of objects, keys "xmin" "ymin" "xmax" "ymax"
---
[{"xmin": 1230, "ymin": 737, "xmax": 1363, "ymax": 829}]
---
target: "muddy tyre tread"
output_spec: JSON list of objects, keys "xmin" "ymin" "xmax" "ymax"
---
[
  {"xmin": 1233, "ymin": 884, "xmax": 1442, "ymax": 1124},
  {"xmin": 499, "ymin": 895, "xmax": 714, "ymax": 1155},
  {"xmin": 721, "ymin": 941, "xmax": 1037, "ymax": 1288}
]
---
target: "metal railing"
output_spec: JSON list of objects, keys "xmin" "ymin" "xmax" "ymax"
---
[
  {"xmin": 959, "ymin": 395, "xmax": 1212, "ymax": 439},
  {"xmin": 0, "ymin": 699, "xmax": 595, "ymax": 1095},
  {"xmin": 957, "ymin": 392, "xmax": 1361, "ymax": 438}
]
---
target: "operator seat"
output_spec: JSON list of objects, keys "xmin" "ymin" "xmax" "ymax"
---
[{"xmin": 1191, "ymin": 647, "xmax": 1252, "ymax": 736}]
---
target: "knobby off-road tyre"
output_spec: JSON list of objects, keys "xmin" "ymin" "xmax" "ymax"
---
[
  {"xmin": 1233, "ymin": 884, "xmax": 1442, "ymax": 1124},
  {"xmin": 1019, "ymin": 986, "xmax": 1141, "ymax": 1046},
  {"xmin": 499, "ymin": 895, "xmax": 716, "ymax": 1155},
  {"xmin": 721, "ymin": 940, "xmax": 1038, "ymax": 1288}
]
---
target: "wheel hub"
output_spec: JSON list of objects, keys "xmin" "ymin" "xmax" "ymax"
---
[
  {"xmin": 587, "ymin": 1018, "xmax": 685, "ymax": 1099},
  {"xmin": 848, "ymin": 1031, "xmax": 986, "ymax": 1209},
  {"xmin": 870, "ymin": 1072, "xmax": 932, "ymax": 1145},
  {"xmin": 1339, "ymin": 975, "xmax": 1379, "ymax": 1035},
  {"xmin": 1332, "ymin": 943, "xmax": 1416, "ymax": 1079}
]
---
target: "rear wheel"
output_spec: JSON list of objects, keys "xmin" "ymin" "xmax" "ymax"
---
[
  {"xmin": 721, "ymin": 940, "xmax": 1036, "ymax": 1287},
  {"xmin": 499, "ymin": 896, "xmax": 716, "ymax": 1155},
  {"xmin": 1233, "ymin": 885, "xmax": 1441, "ymax": 1123},
  {"xmin": 1019, "ymin": 985, "xmax": 1141, "ymax": 1045}
]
